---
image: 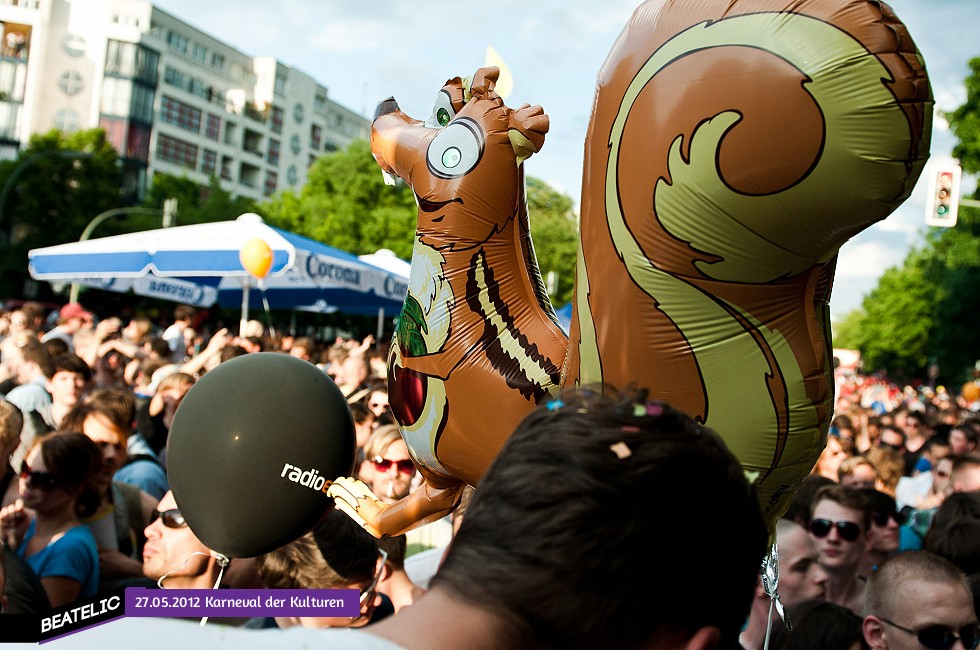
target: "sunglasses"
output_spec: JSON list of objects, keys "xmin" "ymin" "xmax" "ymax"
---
[
  {"xmin": 371, "ymin": 456, "xmax": 415, "ymax": 475},
  {"xmin": 19, "ymin": 461, "xmax": 61, "ymax": 490},
  {"xmin": 879, "ymin": 441, "xmax": 905, "ymax": 451},
  {"xmin": 879, "ymin": 618, "xmax": 980, "ymax": 650},
  {"xmin": 152, "ymin": 508, "xmax": 188, "ymax": 529},
  {"xmin": 359, "ymin": 549, "xmax": 388, "ymax": 605},
  {"xmin": 873, "ymin": 509, "xmax": 908, "ymax": 527},
  {"xmin": 810, "ymin": 518, "xmax": 862, "ymax": 542}
]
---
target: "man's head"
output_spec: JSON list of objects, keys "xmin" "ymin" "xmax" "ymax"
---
[
  {"xmin": 361, "ymin": 425, "xmax": 416, "ymax": 504},
  {"xmin": 11, "ymin": 338, "xmax": 52, "ymax": 384},
  {"xmin": 863, "ymin": 551, "xmax": 978, "ymax": 650},
  {"xmin": 143, "ymin": 491, "xmax": 220, "ymax": 589},
  {"xmin": 57, "ymin": 303, "xmax": 93, "ymax": 334},
  {"xmin": 173, "ymin": 305, "xmax": 195, "ymax": 325},
  {"xmin": 810, "ymin": 485, "xmax": 872, "ymax": 576},
  {"xmin": 879, "ymin": 426, "xmax": 906, "ymax": 455},
  {"xmin": 433, "ymin": 389, "xmax": 768, "ymax": 650},
  {"xmin": 60, "ymin": 389, "xmax": 135, "ymax": 492},
  {"xmin": 861, "ymin": 489, "xmax": 904, "ymax": 556},
  {"xmin": 950, "ymin": 455, "xmax": 980, "ymax": 494},
  {"xmin": 775, "ymin": 518, "xmax": 828, "ymax": 607},
  {"xmin": 45, "ymin": 353, "xmax": 92, "ymax": 409},
  {"xmin": 839, "ymin": 456, "xmax": 877, "ymax": 490},
  {"xmin": 0, "ymin": 400, "xmax": 22, "ymax": 465},
  {"xmin": 950, "ymin": 424, "xmax": 979, "ymax": 456},
  {"xmin": 289, "ymin": 337, "xmax": 317, "ymax": 362}
]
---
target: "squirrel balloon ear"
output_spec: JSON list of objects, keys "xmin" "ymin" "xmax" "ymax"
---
[
  {"xmin": 468, "ymin": 66, "xmax": 500, "ymax": 99},
  {"xmin": 509, "ymin": 103, "xmax": 550, "ymax": 166}
]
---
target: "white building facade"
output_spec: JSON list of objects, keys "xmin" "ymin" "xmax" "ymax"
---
[{"xmin": 0, "ymin": 0, "xmax": 370, "ymax": 201}]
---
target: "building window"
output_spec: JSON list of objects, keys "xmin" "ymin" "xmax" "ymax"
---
[
  {"xmin": 167, "ymin": 30, "xmax": 188, "ymax": 55},
  {"xmin": 290, "ymin": 134, "xmax": 300, "ymax": 155},
  {"xmin": 62, "ymin": 34, "xmax": 86, "ymax": 57},
  {"xmin": 310, "ymin": 124, "xmax": 322, "ymax": 150},
  {"xmin": 211, "ymin": 52, "xmax": 225, "ymax": 70},
  {"xmin": 274, "ymin": 70, "xmax": 287, "ymax": 95},
  {"xmin": 267, "ymin": 139, "xmax": 280, "ymax": 165},
  {"xmin": 205, "ymin": 113, "xmax": 221, "ymax": 140},
  {"xmin": 163, "ymin": 65, "xmax": 184, "ymax": 88},
  {"xmin": 156, "ymin": 133, "xmax": 198, "ymax": 169},
  {"xmin": 106, "ymin": 42, "xmax": 159, "ymax": 85},
  {"xmin": 201, "ymin": 149, "xmax": 217, "ymax": 175},
  {"xmin": 314, "ymin": 88, "xmax": 327, "ymax": 114},
  {"xmin": 130, "ymin": 84, "xmax": 155, "ymax": 123},
  {"xmin": 160, "ymin": 95, "xmax": 202, "ymax": 133},
  {"xmin": 286, "ymin": 165, "xmax": 298, "ymax": 185},
  {"xmin": 192, "ymin": 44, "xmax": 207, "ymax": 64},
  {"xmin": 293, "ymin": 102, "xmax": 304, "ymax": 124},
  {"xmin": 54, "ymin": 108, "xmax": 79, "ymax": 133},
  {"xmin": 264, "ymin": 170, "xmax": 278, "ymax": 196},
  {"xmin": 58, "ymin": 71, "xmax": 84, "ymax": 96},
  {"xmin": 270, "ymin": 106, "xmax": 283, "ymax": 134},
  {"xmin": 127, "ymin": 123, "xmax": 152, "ymax": 162}
]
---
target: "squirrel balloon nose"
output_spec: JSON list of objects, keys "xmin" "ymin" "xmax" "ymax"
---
[{"xmin": 375, "ymin": 97, "xmax": 399, "ymax": 120}]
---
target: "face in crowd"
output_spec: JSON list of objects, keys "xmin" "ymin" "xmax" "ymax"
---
[
  {"xmin": 776, "ymin": 521, "xmax": 828, "ymax": 607},
  {"xmin": 142, "ymin": 491, "xmax": 213, "ymax": 587},
  {"xmin": 365, "ymin": 439, "xmax": 415, "ymax": 504},
  {"xmin": 810, "ymin": 498, "xmax": 870, "ymax": 574}
]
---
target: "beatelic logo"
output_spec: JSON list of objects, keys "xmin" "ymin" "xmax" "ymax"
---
[{"xmin": 281, "ymin": 462, "xmax": 332, "ymax": 493}]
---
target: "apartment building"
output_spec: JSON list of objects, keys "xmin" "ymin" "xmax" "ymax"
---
[{"xmin": 0, "ymin": 0, "xmax": 370, "ymax": 201}]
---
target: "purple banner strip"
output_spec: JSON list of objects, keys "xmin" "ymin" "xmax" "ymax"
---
[{"xmin": 124, "ymin": 587, "xmax": 360, "ymax": 618}]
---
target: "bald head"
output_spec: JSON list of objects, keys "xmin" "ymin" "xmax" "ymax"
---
[{"xmin": 865, "ymin": 551, "xmax": 970, "ymax": 619}]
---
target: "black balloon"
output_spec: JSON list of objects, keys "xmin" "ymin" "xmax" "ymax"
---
[{"xmin": 167, "ymin": 352, "xmax": 354, "ymax": 557}]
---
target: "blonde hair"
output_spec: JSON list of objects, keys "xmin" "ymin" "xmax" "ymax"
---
[
  {"xmin": 0, "ymin": 400, "xmax": 23, "ymax": 449},
  {"xmin": 363, "ymin": 425, "xmax": 404, "ymax": 461}
]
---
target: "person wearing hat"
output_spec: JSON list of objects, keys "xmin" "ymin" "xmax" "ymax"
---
[{"xmin": 41, "ymin": 303, "xmax": 93, "ymax": 352}]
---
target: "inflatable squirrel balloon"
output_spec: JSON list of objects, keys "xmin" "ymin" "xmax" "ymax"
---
[{"xmin": 330, "ymin": 0, "xmax": 932, "ymax": 537}]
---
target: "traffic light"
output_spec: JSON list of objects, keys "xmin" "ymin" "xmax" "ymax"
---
[{"xmin": 924, "ymin": 163, "xmax": 961, "ymax": 227}]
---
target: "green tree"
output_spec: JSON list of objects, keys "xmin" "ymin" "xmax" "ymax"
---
[
  {"xmin": 0, "ymin": 128, "xmax": 121, "ymax": 297},
  {"xmin": 139, "ymin": 174, "xmax": 257, "ymax": 230},
  {"xmin": 835, "ymin": 54, "xmax": 980, "ymax": 385},
  {"xmin": 525, "ymin": 176, "xmax": 579, "ymax": 306},
  {"xmin": 261, "ymin": 140, "xmax": 417, "ymax": 259}
]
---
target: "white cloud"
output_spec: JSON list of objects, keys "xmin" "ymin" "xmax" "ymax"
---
[{"xmin": 835, "ymin": 240, "xmax": 903, "ymax": 280}]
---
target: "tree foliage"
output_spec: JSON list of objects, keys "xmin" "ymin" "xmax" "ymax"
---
[
  {"xmin": 0, "ymin": 128, "xmax": 121, "ymax": 297},
  {"xmin": 835, "ymin": 55, "xmax": 980, "ymax": 385},
  {"xmin": 261, "ymin": 139, "xmax": 417, "ymax": 259},
  {"xmin": 260, "ymin": 141, "xmax": 581, "ymax": 309},
  {"xmin": 525, "ymin": 176, "xmax": 578, "ymax": 306},
  {"xmin": 139, "ymin": 174, "xmax": 258, "ymax": 231}
]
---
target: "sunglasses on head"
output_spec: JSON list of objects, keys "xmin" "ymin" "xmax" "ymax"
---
[
  {"xmin": 19, "ymin": 461, "xmax": 60, "ymax": 490},
  {"xmin": 873, "ymin": 509, "xmax": 908, "ymax": 527},
  {"xmin": 371, "ymin": 456, "xmax": 415, "ymax": 475},
  {"xmin": 152, "ymin": 508, "xmax": 188, "ymax": 529},
  {"xmin": 810, "ymin": 518, "xmax": 862, "ymax": 542},
  {"xmin": 879, "ymin": 618, "xmax": 980, "ymax": 650}
]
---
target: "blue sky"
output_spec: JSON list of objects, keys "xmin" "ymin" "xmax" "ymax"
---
[{"xmin": 154, "ymin": 0, "xmax": 978, "ymax": 319}]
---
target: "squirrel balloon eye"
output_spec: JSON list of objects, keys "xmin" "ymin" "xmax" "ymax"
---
[
  {"xmin": 426, "ymin": 118, "xmax": 484, "ymax": 178},
  {"xmin": 425, "ymin": 91, "xmax": 456, "ymax": 129}
]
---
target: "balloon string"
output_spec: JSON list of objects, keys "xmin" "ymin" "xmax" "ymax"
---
[
  {"xmin": 763, "ymin": 596, "xmax": 774, "ymax": 650},
  {"xmin": 200, "ymin": 553, "xmax": 229, "ymax": 627},
  {"xmin": 258, "ymin": 278, "xmax": 277, "ymax": 340},
  {"xmin": 156, "ymin": 551, "xmax": 212, "ymax": 590}
]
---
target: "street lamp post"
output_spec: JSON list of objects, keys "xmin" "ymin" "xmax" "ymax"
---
[
  {"xmin": 67, "ymin": 206, "xmax": 165, "ymax": 303},
  {"xmin": 0, "ymin": 149, "xmax": 93, "ymax": 245}
]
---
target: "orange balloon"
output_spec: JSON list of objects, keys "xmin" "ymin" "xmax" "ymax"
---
[{"xmin": 240, "ymin": 238, "xmax": 272, "ymax": 278}]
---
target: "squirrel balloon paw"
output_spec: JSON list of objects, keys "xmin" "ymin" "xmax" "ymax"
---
[{"xmin": 328, "ymin": 477, "xmax": 386, "ymax": 538}]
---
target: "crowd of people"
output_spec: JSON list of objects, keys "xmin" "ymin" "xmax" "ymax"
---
[{"xmin": 0, "ymin": 298, "xmax": 977, "ymax": 649}]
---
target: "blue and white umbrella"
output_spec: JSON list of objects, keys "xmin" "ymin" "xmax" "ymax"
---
[{"xmin": 28, "ymin": 213, "xmax": 409, "ymax": 333}]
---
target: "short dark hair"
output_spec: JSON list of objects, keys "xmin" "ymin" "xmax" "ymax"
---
[
  {"xmin": 433, "ymin": 388, "xmax": 767, "ymax": 649},
  {"xmin": 173, "ymin": 306, "xmax": 195, "ymax": 322},
  {"xmin": 52, "ymin": 352, "xmax": 92, "ymax": 382},
  {"xmin": 257, "ymin": 508, "xmax": 378, "ymax": 590},
  {"xmin": 35, "ymin": 432, "xmax": 102, "ymax": 517},
  {"xmin": 813, "ymin": 484, "xmax": 872, "ymax": 530},
  {"xmin": 768, "ymin": 600, "xmax": 866, "ymax": 650},
  {"xmin": 865, "ymin": 551, "xmax": 969, "ymax": 619},
  {"xmin": 20, "ymin": 342, "xmax": 54, "ymax": 379}
]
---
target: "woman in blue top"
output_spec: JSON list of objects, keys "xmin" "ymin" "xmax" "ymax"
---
[{"xmin": 0, "ymin": 432, "xmax": 101, "ymax": 607}]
